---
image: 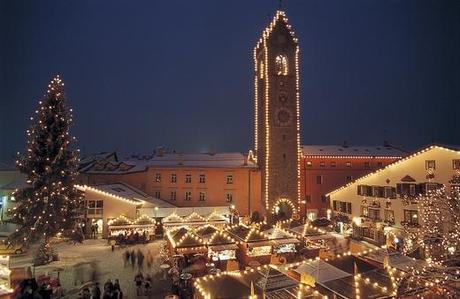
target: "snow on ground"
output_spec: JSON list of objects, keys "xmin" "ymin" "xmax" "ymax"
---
[{"xmin": 11, "ymin": 239, "xmax": 171, "ymax": 298}]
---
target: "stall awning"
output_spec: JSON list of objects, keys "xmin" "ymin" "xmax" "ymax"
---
[{"xmin": 209, "ymin": 244, "xmax": 238, "ymax": 251}]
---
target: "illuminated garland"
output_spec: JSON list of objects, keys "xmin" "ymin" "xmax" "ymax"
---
[
  {"xmin": 328, "ymin": 145, "xmax": 460, "ymax": 196},
  {"xmin": 75, "ymin": 185, "xmax": 142, "ymax": 205}
]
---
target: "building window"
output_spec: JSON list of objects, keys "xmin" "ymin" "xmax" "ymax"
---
[
  {"xmin": 330, "ymin": 161, "xmax": 336, "ymax": 168},
  {"xmin": 171, "ymin": 173, "xmax": 177, "ymax": 183},
  {"xmin": 306, "ymin": 161, "xmax": 312, "ymax": 167},
  {"xmin": 425, "ymin": 160, "xmax": 436, "ymax": 170},
  {"xmin": 332, "ymin": 200, "xmax": 337, "ymax": 211},
  {"xmin": 404, "ymin": 210, "xmax": 418, "ymax": 224},
  {"xmin": 321, "ymin": 195, "xmax": 327, "ymax": 203},
  {"xmin": 88, "ymin": 200, "xmax": 103, "ymax": 215},
  {"xmin": 364, "ymin": 162, "xmax": 370, "ymax": 169},
  {"xmin": 319, "ymin": 162, "xmax": 325, "ymax": 167},
  {"xmin": 275, "ymin": 54, "xmax": 288, "ymax": 76},
  {"xmin": 199, "ymin": 191, "xmax": 206, "ymax": 201},
  {"xmin": 453, "ymin": 159, "xmax": 460, "ymax": 170},
  {"xmin": 170, "ymin": 191, "xmax": 176, "ymax": 201},
  {"xmin": 346, "ymin": 162, "xmax": 352, "ymax": 168},
  {"xmin": 199, "ymin": 174, "xmax": 206, "ymax": 184},
  {"xmin": 185, "ymin": 174, "xmax": 192, "ymax": 183},
  {"xmin": 384, "ymin": 210, "xmax": 395, "ymax": 224},
  {"xmin": 346, "ymin": 176, "xmax": 353, "ymax": 181},
  {"xmin": 226, "ymin": 175, "xmax": 233, "ymax": 184},
  {"xmin": 155, "ymin": 173, "xmax": 161, "ymax": 183},
  {"xmin": 226, "ymin": 193, "xmax": 233, "ymax": 203},
  {"xmin": 185, "ymin": 191, "xmax": 192, "ymax": 201},
  {"xmin": 305, "ymin": 195, "xmax": 311, "ymax": 203},
  {"xmin": 316, "ymin": 175, "xmax": 323, "ymax": 184},
  {"xmin": 154, "ymin": 191, "xmax": 161, "ymax": 199}
]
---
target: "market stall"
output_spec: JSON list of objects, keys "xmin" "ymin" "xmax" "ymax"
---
[
  {"xmin": 262, "ymin": 227, "xmax": 300, "ymax": 264},
  {"xmin": 162, "ymin": 212, "xmax": 185, "ymax": 229},
  {"xmin": 226, "ymin": 224, "xmax": 272, "ymax": 265},
  {"xmin": 107, "ymin": 215, "xmax": 156, "ymax": 242},
  {"xmin": 206, "ymin": 231, "xmax": 238, "ymax": 271},
  {"xmin": 166, "ymin": 227, "xmax": 207, "ymax": 255}
]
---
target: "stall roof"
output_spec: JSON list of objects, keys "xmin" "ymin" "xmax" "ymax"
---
[
  {"xmin": 194, "ymin": 225, "xmax": 218, "ymax": 240},
  {"xmin": 293, "ymin": 260, "xmax": 351, "ymax": 283},
  {"xmin": 362, "ymin": 250, "xmax": 427, "ymax": 271},
  {"xmin": 289, "ymin": 224, "xmax": 327, "ymax": 237}
]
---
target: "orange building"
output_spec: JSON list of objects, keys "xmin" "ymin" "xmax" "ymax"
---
[
  {"xmin": 300, "ymin": 144, "xmax": 405, "ymax": 219},
  {"xmin": 78, "ymin": 152, "xmax": 262, "ymax": 217}
]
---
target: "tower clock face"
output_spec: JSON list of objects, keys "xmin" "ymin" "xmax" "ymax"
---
[
  {"xmin": 275, "ymin": 108, "xmax": 292, "ymax": 127},
  {"xmin": 279, "ymin": 94, "xmax": 288, "ymax": 104}
]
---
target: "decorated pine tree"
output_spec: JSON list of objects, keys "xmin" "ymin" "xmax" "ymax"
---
[{"xmin": 8, "ymin": 75, "xmax": 85, "ymax": 246}]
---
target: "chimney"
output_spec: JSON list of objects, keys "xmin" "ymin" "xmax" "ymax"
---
[
  {"xmin": 342, "ymin": 141, "xmax": 349, "ymax": 148},
  {"xmin": 155, "ymin": 146, "xmax": 165, "ymax": 157}
]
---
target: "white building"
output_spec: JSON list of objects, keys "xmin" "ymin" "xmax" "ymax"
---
[{"xmin": 327, "ymin": 145, "xmax": 460, "ymax": 246}]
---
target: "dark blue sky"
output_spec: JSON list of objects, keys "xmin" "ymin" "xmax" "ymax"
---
[{"xmin": 1, "ymin": 0, "xmax": 458, "ymax": 161}]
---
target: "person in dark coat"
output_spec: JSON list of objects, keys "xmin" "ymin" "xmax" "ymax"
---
[
  {"xmin": 91, "ymin": 282, "xmax": 101, "ymax": 299},
  {"xmin": 130, "ymin": 250, "xmax": 136, "ymax": 268},
  {"xmin": 123, "ymin": 250, "xmax": 130, "ymax": 267},
  {"xmin": 137, "ymin": 249, "xmax": 144, "ymax": 271},
  {"xmin": 103, "ymin": 279, "xmax": 113, "ymax": 293}
]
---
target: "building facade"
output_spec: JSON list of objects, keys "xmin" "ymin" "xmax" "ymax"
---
[
  {"xmin": 300, "ymin": 145, "xmax": 405, "ymax": 219},
  {"xmin": 327, "ymin": 145, "xmax": 460, "ymax": 246}
]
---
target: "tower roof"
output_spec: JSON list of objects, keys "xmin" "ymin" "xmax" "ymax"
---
[{"xmin": 255, "ymin": 10, "xmax": 298, "ymax": 51}]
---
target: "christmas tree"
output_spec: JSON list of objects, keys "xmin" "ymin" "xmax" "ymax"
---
[{"xmin": 8, "ymin": 75, "xmax": 85, "ymax": 246}]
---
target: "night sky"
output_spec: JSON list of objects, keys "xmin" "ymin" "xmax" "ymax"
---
[{"xmin": 1, "ymin": 0, "xmax": 458, "ymax": 162}]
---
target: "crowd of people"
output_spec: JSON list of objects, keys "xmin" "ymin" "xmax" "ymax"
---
[
  {"xmin": 15, "ymin": 278, "xmax": 63, "ymax": 299},
  {"xmin": 78, "ymin": 279, "xmax": 123, "ymax": 299},
  {"xmin": 110, "ymin": 230, "xmax": 151, "ymax": 246}
]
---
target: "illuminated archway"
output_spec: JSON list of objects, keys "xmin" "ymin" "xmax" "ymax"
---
[{"xmin": 272, "ymin": 198, "xmax": 296, "ymax": 220}]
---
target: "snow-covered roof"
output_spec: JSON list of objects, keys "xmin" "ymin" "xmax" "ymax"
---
[
  {"xmin": 78, "ymin": 182, "xmax": 174, "ymax": 207},
  {"xmin": 82, "ymin": 152, "xmax": 257, "ymax": 174},
  {"xmin": 293, "ymin": 260, "xmax": 352, "ymax": 283},
  {"xmin": 301, "ymin": 145, "xmax": 406, "ymax": 158}
]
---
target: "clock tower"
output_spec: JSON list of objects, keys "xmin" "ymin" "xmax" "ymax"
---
[{"xmin": 254, "ymin": 11, "xmax": 301, "ymax": 221}]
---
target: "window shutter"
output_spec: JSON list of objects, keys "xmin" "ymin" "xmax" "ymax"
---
[
  {"xmin": 333, "ymin": 200, "xmax": 337, "ymax": 211},
  {"xmin": 357, "ymin": 185, "xmax": 362, "ymax": 195}
]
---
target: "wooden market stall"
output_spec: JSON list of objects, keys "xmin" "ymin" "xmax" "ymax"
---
[
  {"xmin": 107, "ymin": 215, "xmax": 156, "ymax": 242},
  {"xmin": 206, "ymin": 230, "xmax": 239, "ymax": 271},
  {"xmin": 166, "ymin": 227, "xmax": 207, "ymax": 256},
  {"xmin": 262, "ymin": 227, "xmax": 300, "ymax": 264},
  {"xmin": 226, "ymin": 224, "xmax": 272, "ymax": 266}
]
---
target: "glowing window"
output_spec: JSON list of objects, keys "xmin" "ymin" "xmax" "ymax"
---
[{"xmin": 275, "ymin": 55, "xmax": 288, "ymax": 75}]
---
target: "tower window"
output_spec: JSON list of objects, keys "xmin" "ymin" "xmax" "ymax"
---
[{"xmin": 275, "ymin": 55, "xmax": 288, "ymax": 76}]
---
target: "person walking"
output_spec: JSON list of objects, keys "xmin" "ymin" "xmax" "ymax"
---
[
  {"xmin": 137, "ymin": 249, "xmax": 144, "ymax": 271},
  {"xmin": 91, "ymin": 282, "xmax": 101, "ymax": 299},
  {"xmin": 103, "ymin": 279, "xmax": 113, "ymax": 294},
  {"xmin": 130, "ymin": 250, "xmax": 136, "ymax": 268},
  {"xmin": 134, "ymin": 272, "xmax": 144, "ymax": 296},
  {"xmin": 123, "ymin": 250, "xmax": 130, "ymax": 268}
]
